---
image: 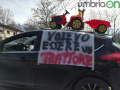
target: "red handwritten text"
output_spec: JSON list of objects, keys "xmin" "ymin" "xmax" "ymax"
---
[{"xmin": 40, "ymin": 52, "xmax": 92, "ymax": 67}]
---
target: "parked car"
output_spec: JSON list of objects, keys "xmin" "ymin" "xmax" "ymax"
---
[{"xmin": 0, "ymin": 30, "xmax": 120, "ymax": 90}]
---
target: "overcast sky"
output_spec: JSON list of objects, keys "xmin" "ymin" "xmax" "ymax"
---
[
  {"xmin": 0, "ymin": 0, "xmax": 119, "ymax": 25},
  {"xmin": 0, "ymin": 0, "xmax": 38, "ymax": 24}
]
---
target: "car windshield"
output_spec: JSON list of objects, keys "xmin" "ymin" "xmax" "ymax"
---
[
  {"xmin": 14, "ymin": 37, "xmax": 29, "ymax": 43},
  {"xmin": 24, "ymin": 36, "xmax": 37, "ymax": 44},
  {"xmin": 6, "ymin": 36, "xmax": 37, "ymax": 45}
]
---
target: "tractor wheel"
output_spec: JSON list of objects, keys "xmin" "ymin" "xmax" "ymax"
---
[
  {"xmin": 96, "ymin": 24, "xmax": 107, "ymax": 33},
  {"xmin": 57, "ymin": 24, "xmax": 62, "ymax": 29},
  {"xmin": 50, "ymin": 21, "xmax": 58, "ymax": 29},
  {"xmin": 71, "ymin": 18, "xmax": 83, "ymax": 30}
]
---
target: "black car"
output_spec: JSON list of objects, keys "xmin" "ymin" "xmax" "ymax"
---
[{"xmin": 0, "ymin": 30, "xmax": 120, "ymax": 90}]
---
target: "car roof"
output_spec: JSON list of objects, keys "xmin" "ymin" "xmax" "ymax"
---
[{"xmin": 23, "ymin": 29, "xmax": 112, "ymax": 39}]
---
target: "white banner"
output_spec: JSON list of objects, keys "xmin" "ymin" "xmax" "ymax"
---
[{"xmin": 38, "ymin": 30, "xmax": 94, "ymax": 70}]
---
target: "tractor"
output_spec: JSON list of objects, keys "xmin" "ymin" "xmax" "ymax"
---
[
  {"xmin": 50, "ymin": 10, "xmax": 111, "ymax": 34},
  {"xmin": 49, "ymin": 10, "xmax": 84, "ymax": 30}
]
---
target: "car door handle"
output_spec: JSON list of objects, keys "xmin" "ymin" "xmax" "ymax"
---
[{"xmin": 20, "ymin": 57, "xmax": 29, "ymax": 61}]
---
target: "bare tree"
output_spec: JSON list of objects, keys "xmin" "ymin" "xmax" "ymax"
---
[
  {"xmin": 85, "ymin": 9, "xmax": 120, "ymax": 42},
  {"xmin": 103, "ymin": 9, "xmax": 120, "ymax": 38},
  {"xmin": 26, "ymin": 0, "xmax": 87, "ymax": 30},
  {"xmin": 58, "ymin": 0, "xmax": 77, "ymax": 10},
  {"xmin": 115, "ymin": 32, "xmax": 120, "ymax": 43},
  {"xmin": 59, "ymin": 0, "xmax": 86, "ymax": 18},
  {"xmin": 24, "ymin": 17, "xmax": 39, "ymax": 31},
  {"xmin": 31, "ymin": 0, "xmax": 85, "ymax": 28},
  {"xmin": 0, "ymin": 6, "xmax": 15, "ymax": 25},
  {"xmin": 31, "ymin": 0, "xmax": 59, "ymax": 28}
]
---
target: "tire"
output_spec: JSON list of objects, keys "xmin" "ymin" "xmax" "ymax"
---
[
  {"xmin": 57, "ymin": 24, "xmax": 62, "ymax": 29},
  {"xmin": 75, "ymin": 77, "xmax": 109, "ymax": 90},
  {"xmin": 96, "ymin": 24, "xmax": 107, "ymax": 33},
  {"xmin": 71, "ymin": 18, "xmax": 83, "ymax": 30},
  {"xmin": 49, "ymin": 21, "xmax": 58, "ymax": 29}
]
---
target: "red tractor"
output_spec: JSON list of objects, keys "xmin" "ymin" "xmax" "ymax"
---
[
  {"xmin": 49, "ymin": 10, "xmax": 84, "ymax": 30},
  {"xmin": 50, "ymin": 10, "xmax": 111, "ymax": 34}
]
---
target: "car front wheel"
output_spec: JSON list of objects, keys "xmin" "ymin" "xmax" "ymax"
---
[{"xmin": 75, "ymin": 77, "xmax": 109, "ymax": 90}]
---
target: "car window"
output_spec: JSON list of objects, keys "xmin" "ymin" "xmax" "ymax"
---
[{"xmin": 3, "ymin": 36, "xmax": 37, "ymax": 51}]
